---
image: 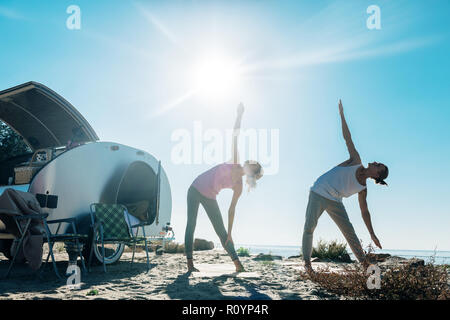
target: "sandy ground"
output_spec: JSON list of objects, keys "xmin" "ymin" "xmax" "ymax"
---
[{"xmin": 0, "ymin": 249, "xmax": 345, "ymax": 300}]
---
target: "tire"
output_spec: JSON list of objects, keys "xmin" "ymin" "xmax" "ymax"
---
[
  {"xmin": 82, "ymin": 227, "xmax": 125, "ymax": 265},
  {"xmin": 0, "ymin": 239, "xmax": 13, "ymax": 260}
]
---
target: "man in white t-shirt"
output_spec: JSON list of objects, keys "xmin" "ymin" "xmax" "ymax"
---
[{"xmin": 302, "ymin": 100, "xmax": 389, "ymax": 273}]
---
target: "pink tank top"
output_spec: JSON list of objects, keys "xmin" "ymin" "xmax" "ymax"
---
[{"xmin": 192, "ymin": 163, "xmax": 240, "ymax": 199}]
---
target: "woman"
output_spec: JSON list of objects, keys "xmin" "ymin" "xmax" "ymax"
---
[
  {"xmin": 302, "ymin": 100, "xmax": 388, "ymax": 273},
  {"xmin": 185, "ymin": 103, "xmax": 263, "ymax": 273}
]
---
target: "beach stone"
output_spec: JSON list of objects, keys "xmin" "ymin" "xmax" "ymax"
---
[
  {"xmin": 156, "ymin": 248, "xmax": 164, "ymax": 256},
  {"xmin": 383, "ymin": 256, "xmax": 407, "ymax": 265},
  {"xmin": 157, "ymin": 242, "xmax": 186, "ymax": 254},
  {"xmin": 402, "ymin": 258, "xmax": 425, "ymax": 268},
  {"xmin": 193, "ymin": 238, "xmax": 214, "ymax": 251},
  {"xmin": 366, "ymin": 253, "xmax": 391, "ymax": 262},
  {"xmin": 340, "ymin": 253, "xmax": 352, "ymax": 263},
  {"xmin": 310, "ymin": 254, "xmax": 351, "ymax": 263},
  {"xmin": 253, "ymin": 253, "xmax": 283, "ymax": 261},
  {"xmin": 176, "ymin": 243, "xmax": 185, "ymax": 253},
  {"xmin": 163, "ymin": 242, "xmax": 179, "ymax": 253},
  {"xmin": 378, "ymin": 256, "xmax": 405, "ymax": 268}
]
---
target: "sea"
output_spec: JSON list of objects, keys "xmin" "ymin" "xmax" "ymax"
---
[{"xmin": 215, "ymin": 243, "xmax": 450, "ymax": 265}]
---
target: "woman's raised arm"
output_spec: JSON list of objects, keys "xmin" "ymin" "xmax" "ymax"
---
[{"xmin": 231, "ymin": 103, "xmax": 244, "ymax": 164}]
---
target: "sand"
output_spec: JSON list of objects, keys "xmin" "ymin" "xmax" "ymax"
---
[
  {"xmin": 0, "ymin": 248, "xmax": 345, "ymax": 300},
  {"xmin": 3, "ymin": 248, "xmax": 445, "ymax": 300}
]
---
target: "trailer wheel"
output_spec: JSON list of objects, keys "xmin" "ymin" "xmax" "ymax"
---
[{"xmin": 82, "ymin": 228, "xmax": 124, "ymax": 265}]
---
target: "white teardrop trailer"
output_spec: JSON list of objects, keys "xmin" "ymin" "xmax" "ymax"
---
[{"xmin": 0, "ymin": 81, "xmax": 173, "ymax": 265}]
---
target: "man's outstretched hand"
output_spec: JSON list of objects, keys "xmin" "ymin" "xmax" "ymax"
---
[
  {"xmin": 371, "ymin": 234, "xmax": 382, "ymax": 249},
  {"xmin": 339, "ymin": 99, "xmax": 344, "ymax": 115}
]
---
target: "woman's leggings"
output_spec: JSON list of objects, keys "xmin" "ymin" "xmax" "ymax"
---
[{"xmin": 185, "ymin": 186, "xmax": 239, "ymax": 261}]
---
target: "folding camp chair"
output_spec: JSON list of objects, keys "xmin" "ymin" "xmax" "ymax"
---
[
  {"xmin": 4, "ymin": 214, "xmax": 88, "ymax": 280},
  {"xmin": 39, "ymin": 217, "xmax": 87, "ymax": 279},
  {"xmin": 88, "ymin": 203, "xmax": 150, "ymax": 273}
]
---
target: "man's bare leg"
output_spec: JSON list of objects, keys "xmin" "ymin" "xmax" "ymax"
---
[{"xmin": 304, "ymin": 260, "xmax": 314, "ymax": 275}]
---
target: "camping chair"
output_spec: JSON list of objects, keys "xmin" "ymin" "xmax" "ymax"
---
[
  {"xmin": 4, "ymin": 213, "xmax": 88, "ymax": 280},
  {"xmin": 39, "ymin": 217, "xmax": 88, "ymax": 279},
  {"xmin": 88, "ymin": 203, "xmax": 150, "ymax": 273}
]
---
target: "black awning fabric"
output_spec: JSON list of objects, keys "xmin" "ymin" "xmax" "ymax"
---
[{"xmin": 0, "ymin": 81, "xmax": 99, "ymax": 150}]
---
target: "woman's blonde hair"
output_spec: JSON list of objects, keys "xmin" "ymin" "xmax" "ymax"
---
[{"xmin": 244, "ymin": 160, "xmax": 264, "ymax": 191}]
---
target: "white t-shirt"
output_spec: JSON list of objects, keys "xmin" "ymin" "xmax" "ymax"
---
[{"xmin": 310, "ymin": 164, "xmax": 366, "ymax": 202}]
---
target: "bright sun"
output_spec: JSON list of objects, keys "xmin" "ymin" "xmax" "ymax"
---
[{"xmin": 191, "ymin": 53, "xmax": 240, "ymax": 99}]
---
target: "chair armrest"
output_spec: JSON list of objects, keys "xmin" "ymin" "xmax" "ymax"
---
[
  {"xmin": 46, "ymin": 217, "xmax": 76, "ymax": 224},
  {"xmin": 131, "ymin": 222, "xmax": 149, "ymax": 228},
  {"xmin": 14, "ymin": 213, "xmax": 49, "ymax": 221}
]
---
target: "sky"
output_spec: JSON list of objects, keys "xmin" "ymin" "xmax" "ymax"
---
[{"xmin": 0, "ymin": 0, "xmax": 449, "ymax": 251}]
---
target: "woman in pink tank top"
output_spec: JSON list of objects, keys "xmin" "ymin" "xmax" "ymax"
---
[{"xmin": 185, "ymin": 103, "xmax": 264, "ymax": 273}]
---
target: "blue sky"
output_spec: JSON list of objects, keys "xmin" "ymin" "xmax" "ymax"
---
[{"xmin": 1, "ymin": 0, "xmax": 449, "ymax": 251}]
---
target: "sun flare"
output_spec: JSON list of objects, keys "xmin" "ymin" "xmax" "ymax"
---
[{"xmin": 191, "ymin": 53, "xmax": 240, "ymax": 99}]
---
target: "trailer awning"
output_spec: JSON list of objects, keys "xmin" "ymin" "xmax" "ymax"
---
[{"xmin": 0, "ymin": 81, "xmax": 99, "ymax": 150}]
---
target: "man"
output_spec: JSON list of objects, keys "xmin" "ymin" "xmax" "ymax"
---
[{"xmin": 302, "ymin": 99, "xmax": 388, "ymax": 273}]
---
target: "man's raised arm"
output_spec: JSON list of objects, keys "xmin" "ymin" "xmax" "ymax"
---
[{"xmin": 339, "ymin": 99, "xmax": 361, "ymax": 164}]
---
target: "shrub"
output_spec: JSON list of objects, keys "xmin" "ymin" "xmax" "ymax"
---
[
  {"xmin": 311, "ymin": 239, "xmax": 350, "ymax": 262},
  {"xmin": 237, "ymin": 247, "xmax": 250, "ymax": 257}
]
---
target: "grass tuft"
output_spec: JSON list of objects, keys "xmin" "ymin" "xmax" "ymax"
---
[
  {"xmin": 86, "ymin": 289, "xmax": 99, "ymax": 296},
  {"xmin": 311, "ymin": 239, "xmax": 350, "ymax": 262}
]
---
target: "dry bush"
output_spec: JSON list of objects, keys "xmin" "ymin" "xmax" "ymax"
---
[
  {"xmin": 164, "ymin": 241, "xmax": 184, "ymax": 253},
  {"xmin": 379, "ymin": 263, "xmax": 449, "ymax": 300},
  {"xmin": 301, "ymin": 242, "xmax": 449, "ymax": 300},
  {"xmin": 302, "ymin": 261, "xmax": 449, "ymax": 300}
]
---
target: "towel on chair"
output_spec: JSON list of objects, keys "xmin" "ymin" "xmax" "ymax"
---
[{"xmin": 0, "ymin": 188, "xmax": 45, "ymax": 270}]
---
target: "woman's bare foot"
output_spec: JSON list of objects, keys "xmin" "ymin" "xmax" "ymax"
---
[
  {"xmin": 233, "ymin": 259, "xmax": 245, "ymax": 272},
  {"xmin": 236, "ymin": 265, "xmax": 246, "ymax": 272},
  {"xmin": 187, "ymin": 258, "xmax": 199, "ymax": 272}
]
